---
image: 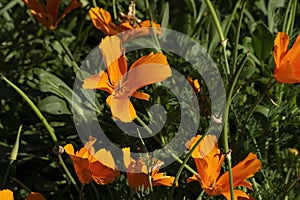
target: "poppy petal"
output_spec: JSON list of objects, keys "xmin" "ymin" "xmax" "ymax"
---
[
  {"xmin": 216, "ymin": 153, "xmax": 261, "ymax": 191},
  {"xmin": 274, "ymin": 32, "xmax": 289, "ymax": 69},
  {"xmin": 46, "ymin": 0, "xmax": 61, "ymax": 22},
  {"xmin": 131, "ymin": 91, "xmax": 150, "ymax": 100},
  {"xmin": 25, "ymin": 192, "xmax": 46, "ymax": 200},
  {"xmin": 125, "ymin": 52, "xmax": 171, "ymax": 91},
  {"xmin": 152, "ymin": 173, "xmax": 175, "ymax": 187},
  {"xmin": 89, "ymin": 7, "xmax": 120, "ymax": 35},
  {"xmin": 57, "ymin": 0, "xmax": 82, "ymax": 24},
  {"xmin": 222, "ymin": 189, "xmax": 252, "ymax": 200},
  {"xmin": 99, "ymin": 36, "xmax": 128, "ymax": 85},
  {"xmin": 106, "ymin": 95, "xmax": 136, "ymax": 122},
  {"xmin": 24, "ymin": 0, "xmax": 54, "ymax": 29},
  {"xmin": 0, "ymin": 189, "xmax": 13, "ymax": 200},
  {"xmin": 82, "ymin": 70, "xmax": 113, "ymax": 94}
]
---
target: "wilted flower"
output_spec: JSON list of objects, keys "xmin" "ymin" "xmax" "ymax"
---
[
  {"xmin": 83, "ymin": 35, "xmax": 172, "ymax": 122},
  {"xmin": 273, "ymin": 32, "xmax": 300, "ymax": 83},
  {"xmin": 64, "ymin": 136, "xmax": 120, "ymax": 184},
  {"xmin": 89, "ymin": 5, "xmax": 161, "ymax": 39},
  {"xmin": 23, "ymin": 0, "xmax": 82, "ymax": 30}
]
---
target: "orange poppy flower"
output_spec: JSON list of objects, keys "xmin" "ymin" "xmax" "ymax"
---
[
  {"xmin": 186, "ymin": 135, "xmax": 262, "ymax": 200},
  {"xmin": 82, "ymin": 36, "xmax": 172, "ymax": 122},
  {"xmin": 64, "ymin": 136, "xmax": 120, "ymax": 184},
  {"xmin": 123, "ymin": 147, "xmax": 176, "ymax": 191},
  {"xmin": 0, "ymin": 189, "xmax": 46, "ymax": 200},
  {"xmin": 25, "ymin": 192, "xmax": 46, "ymax": 200},
  {"xmin": 187, "ymin": 77, "xmax": 200, "ymax": 94},
  {"xmin": 0, "ymin": 189, "xmax": 13, "ymax": 200},
  {"xmin": 23, "ymin": 0, "xmax": 82, "ymax": 30},
  {"xmin": 89, "ymin": 7, "xmax": 161, "ymax": 37},
  {"xmin": 274, "ymin": 32, "xmax": 300, "ymax": 83}
]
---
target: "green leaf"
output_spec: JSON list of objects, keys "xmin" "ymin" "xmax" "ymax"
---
[
  {"xmin": 254, "ymin": 105, "xmax": 270, "ymax": 118},
  {"xmin": 10, "ymin": 125, "xmax": 22, "ymax": 161},
  {"xmin": 160, "ymin": 2, "xmax": 169, "ymax": 28},
  {"xmin": 252, "ymin": 23, "xmax": 273, "ymax": 61},
  {"xmin": 38, "ymin": 96, "xmax": 71, "ymax": 115}
]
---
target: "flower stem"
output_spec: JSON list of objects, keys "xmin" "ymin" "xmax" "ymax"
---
[
  {"xmin": 144, "ymin": 0, "xmax": 162, "ymax": 52},
  {"xmin": 232, "ymin": 1, "xmax": 247, "ymax": 74},
  {"xmin": 204, "ymin": 0, "xmax": 230, "ymax": 77},
  {"xmin": 0, "ymin": 74, "xmax": 80, "ymax": 192},
  {"xmin": 223, "ymin": 52, "xmax": 249, "ymax": 200}
]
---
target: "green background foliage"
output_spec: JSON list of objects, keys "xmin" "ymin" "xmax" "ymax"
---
[{"xmin": 0, "ymin": 0, "xmax": 299, "ymax": 199}]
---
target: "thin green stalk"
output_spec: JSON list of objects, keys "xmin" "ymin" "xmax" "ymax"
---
[
  {"xmin": 144, "ymin": 0, "xmax": 162, "ymax": 52},
  {"xmin": 232, "ymin": 1, "xmax": 247, "ymax": 74},
  {"xmin": 112, "ymin": 0, "xmax": 117, "ymax": 20},
  {"xmin": 168, "ymin": 133, "xmax": 207, "ymax": 200},
  {"xmin": 136, "ymin": 128, "xmax": 153, "ymax": 192},
  {"xmin": 1, "ymin": 74, "xmax": 80, "ymax": 192},
  {"xmin": 280, "ymin": 176, "xmax": 300, "ymax": 200},
  {"xmin": 196, "ymin": 190, "xmax": 204, "ymax": 200},
  {"xmin": 1, "ymin": 75, "xmax": 58, "ymax": 144},
  {"xmin": 282, "ymin": 0, "xmax": 293, "ymax": 33},
  {"xmin": 79, "ymin": 183, "xmax": 85, "ymax": 200},
  {"xmin": 92, "ymin": 0, "xmax": 97, "ymax": 7},
  {"xmin": 224, "ymin": 0, "xmax": 242, "ymax": 38},
  {"xmin": 223, "ymin": 52, "xmax": 249, "ymax": 200},
  {"xmin": 285, "ymin": 0, "xmax": 297, "ymax": 35},
  {"xmin": 204, "ymin": 0, "xmax": 230, "ymax": 76}
]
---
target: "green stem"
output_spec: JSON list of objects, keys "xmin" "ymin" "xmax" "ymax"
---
[
  {"xmin": 223, "ymin": 52, "xmax": 249, "ymax": 200},
  {"xmin": 282, "ymin": 0, "xmax": 292, "ymax": 33},
  {"xmin": 144, "ymin": 0, "xmax": 162, "ymax": 52},
  {"xmin": 232, "ymin": 1, "xmax": 247, "ymax": 74},
  {"xmin": 204, "ymin": 0, "xmax": 230, "ymax": 77},
  {"xmin": 280, "ymin": 176, "xmax": 300, "ymax": 200},
  {"xmin": 285, "ymin": 0, "xmax": 297, "ymax": 35},
  {"xmin": 2, "ymin": 161, "xmax": 13, "ymax": 187},
  {"xmin": 1, "ymin": 74, "xmax": 80, "ymax": 192},
  {"xmin": 92, "ymin": 0, "xmax": 97, "ymax": 7},
  {"xmin": 1, "ymin": 75, "xmax": 58, "ymax": 144},
  {"xmin": 79, "ymin": 183, "xmax": 85, "ymax": 200},
  {"xmin": 168, "ymin": 134, "xmax": 207, "ymax": 200},
  {"xmin": 224, "ymin": 0, "xmax": 242, "ymax": 38},
  {"xmin": 112, "ymin": 0, "xmax": 117, "ymax": 20}
]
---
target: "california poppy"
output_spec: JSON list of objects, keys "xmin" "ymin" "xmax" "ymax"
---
[
  {"xmin": 0, "ymin": 189, "xmax": 13, "ymax": 200},
  {"xmin": 25, "ymin": 192, "xmax": 46, "ymax": 200},
  {"xmin": 123, "ymin": 147, "xmax": 176, "ymax": 191},
  {"xmin": 0, "ymin": 189, "xmax": 46, "ymax": 200},
  {"xmin": 186, "ymin": 135, "xmax": 262, "ymax": 200},
  {"xmin": 89, "ymin": 6, "xmax": 161, "ymax": 38},
  {"xmin": 274, "ymin": 32, "xmax": 300, "ymax": 83},
  {"xmin": 64, "ymin": 136, "xmax": 120, "ymax": 184},
  {"xmin": 83, "ymin": 36, "xmax": 172, "ymax": 122},
  {"xmin": 23, "ymin": 0, "xmax": 82, "ymax": 30}
]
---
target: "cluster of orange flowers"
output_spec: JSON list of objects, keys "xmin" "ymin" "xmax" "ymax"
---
[
  {"xmin": 64, "ymin": 137, "xmax": 175, "ymax": 191},
  {"xmin": 21, "ymin": 0, "xmax": 300, "ymax": 199}
]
